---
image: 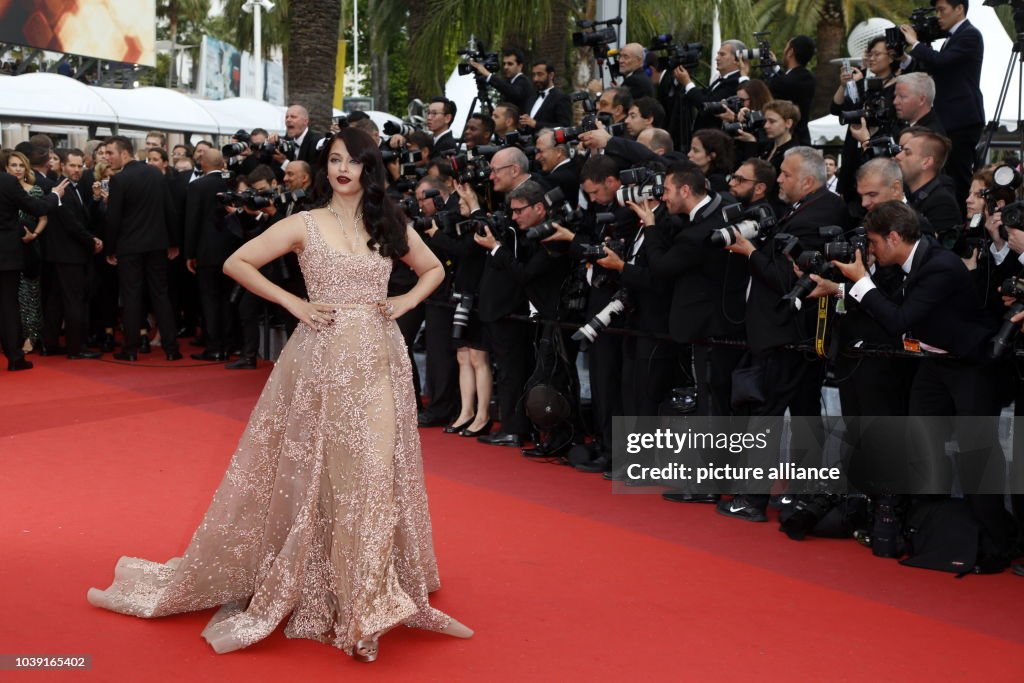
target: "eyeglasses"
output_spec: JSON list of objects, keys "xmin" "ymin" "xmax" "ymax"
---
[
  {"xmin": 426, "ymin": 110, "xmax": 446, "ymax": 117},
  {"xmin": 490, "ymin": 164, "xmax": 515, "ymax": 175},
  {"xmin": 727, "ymin": 174, "xmax": 754, "ymax": 184},
  {"xmin": 509, "ymin": 205, "xmax": 529, "ymax": 215}
]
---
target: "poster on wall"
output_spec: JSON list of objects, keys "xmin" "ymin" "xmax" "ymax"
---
[
  {"xmin": 0, "ymin": 1, "xmax": 156, "ymax": 66},
  {"xmin": 197, "ymin": 35, "xmax": 240, "ymax": 100},
  {"xmin": 264, "ymin": 61, "xmax": 284, "ymax": 105}
]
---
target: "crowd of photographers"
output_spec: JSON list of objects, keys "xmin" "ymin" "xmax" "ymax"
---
[{"xmin": 1, "ymin": 0, "xmax": 1021, "ymax": 573}]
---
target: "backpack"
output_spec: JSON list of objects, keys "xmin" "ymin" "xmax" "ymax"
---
[{"xmin": 900, "ymin": 498, "xmax": 1010, "ymax": 576}]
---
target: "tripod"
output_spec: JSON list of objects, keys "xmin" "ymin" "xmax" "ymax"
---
[{"xmin": 976, "ymin": 31, "xmax": 1024, "ymax": 168}]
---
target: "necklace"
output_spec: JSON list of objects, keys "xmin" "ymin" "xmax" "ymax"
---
[{"xmin": 327, "ymin": 202, "xmax": 364, "ymax": 251}]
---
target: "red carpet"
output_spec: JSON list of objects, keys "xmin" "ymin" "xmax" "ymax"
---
[{"xmin": 2, "ymin": 355, "xmax": 1023, "ymax": 681}]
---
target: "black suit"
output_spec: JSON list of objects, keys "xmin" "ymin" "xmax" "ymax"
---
[
  {"xmin": 854, "ymin": 235, "xmax": 1013, "ymax": 556},
  {"xmin": 621, "ymin": 70, "xmax": 655, "ymax": 100},
  {"xmin": 0, "ymin": 174, "xmax": 58, "ymax": 363},
  {"xmin": 684, "ymin": 72, "xmax": 742, "ymax": 134},
  {"xmin": 908, "ymin": 109, "xmax": 946, "ymax": 136},
  {"xmin": 907, "ymin": 177, "xmax": 960, "ymax": 238},
  {"xmin": 105, "ymin": 160, "xmax": 179, "ymax": 355},
  {"xmin": 540, "ymin": 160, "xmax": 580, "ymax": 208},
  {"xmin": 767, "ymin": 66, "xmax": 815, "ymax": 145},
  {"xmin": 431, "ymin": 131, "xmax": 458, "ymax": 158},
  {"xmin": 486, "ymin": 72, "xmax": 534, "ymax": 113},
  {"xmin": 528, "ymin": 87, "xmax": 572, "ymax": 130},
  {"xmin": 291, "ymin": 129, "xmax": 323, "ymax": 167},
  {"xmin": 40, "ymin": 179, "xmax": 96, "ymax": 354},
  {"xmin": 185, "ymin": 173, "xmax": 241, "ymax": 356},
  {"xmin": 909, "ymin": 21, "xmax": 985, "ymax": 209}
]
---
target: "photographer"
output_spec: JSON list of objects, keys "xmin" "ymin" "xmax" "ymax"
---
[
  {"xmin": 900, "ymin": 0, "xmax": 983, "ymax": 208},
  {"xmin": 638, "ymin": 161, "xmax": 747, "ymax": 418},
  {"xmin": 597, "ymin": 87, "xmax": 631, "ymax": 126},
  {"xmin": 830, "ymin": 36, "xmax": 900, "ymax": 206},
  {"xmin": 963, "ymin": 166, "xmax": 1019, "ymax": 327},
  {"xmin": 226, "ymin": 128, "xmax": 272, "ymax": 177},
  {"xmin": 677, "ymin": 40, "xmax": 748, "ymax": 134},
  {"xmin": 184, "ymin": 150, "xmax": 238, "ymax": 363},
  {"xmin": 545, "ymin": 155, "xmax": 638, "ymax": 473},
  {"xmin": 471, "ymin": 179, "xmax": 539, "ymax": 448},
  {"xmin": 829, "ymin": 201, "xmax": 1014, "ymax": 566},
  {"xmin": 892, "ymin": 73, "xmax": 944, "ymax": 134},
  {"xmin": 462, "ymin": 114, "xmax": 496, "ymax": 149},
  {"xmin": 426, "ymin": 97, "xmax": 459, "ymax": 157},
  {"xmin": 763, "ymin": 35, "xmax": 816, "ymax": 145},
  {"xmin": 687, "ymin": 129, "xmax": 736, "ymax": 194},
  {"xmin": 471, "ymin": 47, "xmax": 534, "ymax": 114},
  {"xmin": 269, "ymin": 104, "xmax": 322, "ymax": 169},
  {"xmin": 492, "ymin": 103, "xmax": 521, "ymax": 141},
  {"xmin": 421, "ymin": 178, "xmax": 490, "ymax": 434},
  {"xmin": 736, "ymin": 99, "xmax": 799, "ymax": 177},
  {"xmin": 535, "ymin": 129, "xmax": 580, "ymax": 207},
  {"xmin": 895, "ymin": 128, "xmax": 960, "ymax": 236},
  {"xmin": 616, "ymin": 43, "xmax": 656, "ymax": 100},
  {"xmin": 625, "ymin": 97, "xmax": 666, "ymax": 140},
  {"xmin": 520, "ymin": 61, "xmax": 573, "ymax": 131},
  {"xmin": 226, "ymin": 164, "xmax": 281, "ymax": 369},
  {"xmin": 717, "ymin": 147, "xmax": 846, "ymax": 522}
]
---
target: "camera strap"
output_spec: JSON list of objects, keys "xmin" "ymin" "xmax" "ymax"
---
[{"xmin": 814, "ymin": 297, "xmax": 830, "ymax": 359}]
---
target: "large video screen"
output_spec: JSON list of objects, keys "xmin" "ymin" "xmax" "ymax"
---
[{"xmin": 0, "ymin": 1, "xmax": 156, "ymax": 66}]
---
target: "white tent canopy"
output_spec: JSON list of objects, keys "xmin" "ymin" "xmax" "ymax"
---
[
  {"xmin": 0, "ymin": 72, "xmax": 400, "ymax": 138},
  {"xmin": 810, "ymin": 5, "xmax": 1020, "ymax": 142}
]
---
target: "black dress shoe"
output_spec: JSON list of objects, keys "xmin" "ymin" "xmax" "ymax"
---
[
  {"xmin": 165, "ymin": 351, "xmax": 183, "ymax": 361},
  {"xmin": 459, "ymin": 419, "xmax": 494, "ymax": 438},
  {"xmin": 191, "ymin": 351, "xmax": 227, "ymax": 361},
  {"xmin": 8, "ymin": 358, "xmax": 33, "ymax": 371},
  {"xmin": 662, "ymin": 492, "xmax": 721, "ymax": 504},
  {"xmin": 477, "ymin": 431, "xmax": 522, "ymax": 447},
  {"xmin": 225, "ymin": 356, "xmax": 258, "ymax": 369},
  {"xmin": 100, "ymin": 333, "xmax": 117, "ymax": 352},
  {"xmin": 68, "ymin": 351, "xmax": 103, "ymax": 360},
  {"xmin": 574, "ymin": 454, "xmax": 612, "ymax": 473},
  {"xmin": 443, "ymin": 416, "xmax": 475, "ymax": 434},
  {"xmin": 139, "ymin": 337, "xmax": 152, "ymax": 354},
  {"xmin": 113, "ymin": 350, "xmax": 137, "ymax": 361},
  {"xmin": 38, "ymin": 345, "xmax": 67, "ymax": 357}
]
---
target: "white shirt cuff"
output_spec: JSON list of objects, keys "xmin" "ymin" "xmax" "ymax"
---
[
  {"xmin": 990, "ymin": 241, "xmax": 1010, "ymax": 266},
  {"xmin": 490, "ymin": 244, "xmax": 501, "ymax": 256},
  {"xmin": 684, "ymin": 82, "xmax": 696, "ymax": 93},
  {"xmin": 848, "ymin": 276, "xmax": 876, "ymax": 302}
]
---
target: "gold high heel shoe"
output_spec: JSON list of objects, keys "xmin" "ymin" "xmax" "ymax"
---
[{"xmin": 353, "ymin": 638, "xmax": 379, "ymax": 663}]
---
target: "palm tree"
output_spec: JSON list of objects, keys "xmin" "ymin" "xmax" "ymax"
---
[
  {"xmin": 752, "ymin": 0, "xmax": 918, "ymax": 118},
  {"xmin": 157, "ymin": 0, "xmax": 210, "ymax": 88},
  {"xmin": 288, "ymin": 0, "xmax": 342, "ymax": 130}
]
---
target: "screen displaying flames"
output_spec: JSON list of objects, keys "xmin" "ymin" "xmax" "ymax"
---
[{"xmin": 0, "ymin": 0, "xmax": 155, "ymax": 66}]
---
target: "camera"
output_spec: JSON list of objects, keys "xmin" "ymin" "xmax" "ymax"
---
[
  {"xmin": 262, "ymin": 138, "xmax": 297, "ymax": 157},
  {"xmin": 446, "ymin": 152, "xmax": 493, "ymax": 189},
  {"xmin": 572, "ymin": 17, "xmax": 621, "ymax": 48},
  {"xmin": 723, "ymin": 111, "xmax": 766, "ymax": 135},
  {"xmin": 839, "ymin": 78, "xmax": 894, "ymax": 127},
  {"xmin": 648, "ymin": 34, "xmax": 702, "ymax": 72},
  {"xmin": 778, "ymin": 226, "xmax": 846, "ymax": 310},
  {"xmin": 572, "ymin": 288, "xmax": 630, "ymax": 344},
  {"xmin": 703, "ymin": 96, "xmax": 745, "ymax": 116},
  {"xmin": 861, "ymin": 135, "xmax": 902, "ymax": 161},
  {"xmin": 274, "ymin": 188, "xmax": 308, "ymax": 206},
  {"xmin": 615, "ymin": 167, "xmax": 665, "ymax": 207},
  {"xmin": 383, "ymin": 120, "xmax": 421, "ymax": 138},
  {"xmin": 222, "ymin": 130, "xmax": 254, "ymax": 158},
  {"xmin": 580, "ymin": 238, "xmax": 626, "ymax": 262},
  {"xmin": 992, "ymin": 274, "xmax": 1024, "ymax": 358},
  {"xmin": 216, "ymin": 189, "xmax": 276, "ymax": 211},
  {"xmin": 450, "ymin": 291, "xmax": 475, "ymax": 340},
  {"xmin": 525, "ymin": 187, "xmax": 585, "ymax": 241},
  {"xmin": 738, "ymin": 31, "xmax": 776, "ymax": 76},
  {"xmin": 885, "ymin": 8, "xmax": 947, "ymax": 52},
  {"xmin": 998, "ymin": 199, "xmax": 1024, "ymax": 230},
  {"xmin": 709, "ymin": 203, "xmax": 777, "ymax": 248},
  {"xmin": 822, "ymin": 226, "xmax": 868, "ymax": 264},
  {"xmin": 457, "ymin": 36, "xmax": 499, "ymax": 76}
]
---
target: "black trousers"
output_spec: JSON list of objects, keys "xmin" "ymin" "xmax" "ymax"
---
[
  {"xmin": 735, "ymin": 349, "xmax": 825, "ymax": 507},
  {"xmin": 622, "ymin": 335, "xmax": 677, "ymax": 416},
  {"xmin": 42, "ymin": 262, "xmax": 89, "ymax": 354},
  {"xmin": 484, "ymin": 317, "xmax": 534, "ymax": 436},
  {"xmin": 117, "ymin": 251, "xmax": 178, "ymax": 355},
  {"xmin": 237, "ymin": 290, "xmax": 264, "ymax": 358},
  {"xmin": 197, "ymin": 265, "xmax": 235, "ymax": 355},
  {"xmin": 709, "ymin": 345, "xmax": 746, "ymax": 416},
  {"xmin": 946, "ymin": 123, "xmax": 983, "ymax": 213},
  {"xmin": 396, "ymin": 302, "xmax": 425, "ymax": 407},
  {"xmin": 89, "ymin": 254, "xmax": 118, "ymax": 335},
  {"xmin": 910, "ymin": 358, "xmax": 1015, "ymax": 557},
  {"xmin": 0, "ymin": 269, "xmax": 23, "ymax": 364},
  {"xmin": 423, "ymin": 300, "xmax": 459, "ymax": 419}
]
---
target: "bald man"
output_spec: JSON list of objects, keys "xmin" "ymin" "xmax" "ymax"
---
[
  {"xmin": 616, "ymin": 43, "xmax": 655, "ymax": 100},
  {"xmin": 184, "ymin": 148, "xmax": 241, "ymax": 361},
  {"xmin": 271, "ymin": 104, "xmax": 322, "ymax": 169}
]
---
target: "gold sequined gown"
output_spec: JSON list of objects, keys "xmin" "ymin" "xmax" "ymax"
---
[{"xmin": 87, "ymin": 211, "xmax": 452, "ymax": 654}]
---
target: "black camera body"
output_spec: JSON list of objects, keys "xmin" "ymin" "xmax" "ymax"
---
[
  {"xmin": 739, "ymin": 31, "xmax": 776, "ymax": 76},
  {"xmin": 572, "ymin": 17, "xmax": 621, "ymax": 49},
  {"xmin": 710, "ymin": 203, "xmax": 777, "ymax": 248},
  {"xmin": 885, "ymin": 8, "xmax": 948, "ymax": 52},
  {"xmin": 862, "ymin": 135, "xmax": 902, "ymax": 161},
  {"xmin": 216, "ymin": 189, "xmax": 277, "ymax": 211},
  {"xmin": 615, "ymin": 167, "xmax": 665, "ymax": 207},
  {"xmin": 648, "ymin": 34, "xmax": 702, "ymax": 72},
  {"xmin": 525, "ymin": 188, "xmax": 586, "ymax": 241},
  {"xmin": 992, "ymin": 273, "xmax": 1024, "ymax": 358},
  {"xmin": 839, "ymin": 78, "xmax": 894, "ymax": 127},
  {"xmin": 778, "ymin": 226, "xmax": 848, "ymax": 309},
  {"xmin": 457, "ymin": 40, "xmax": 499, "ymax": 76},
  {"xmin": 723, "ymin": 110, "xmax": 766, "ymax": 136},
  {"xmin": 704, "ymin": 95, "xmax": 745, "ymax": 116}
]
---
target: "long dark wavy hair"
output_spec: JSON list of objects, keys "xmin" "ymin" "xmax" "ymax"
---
[{"xmin": 313, "ymin": 127, "xmax": 409, "ymax": 258}]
